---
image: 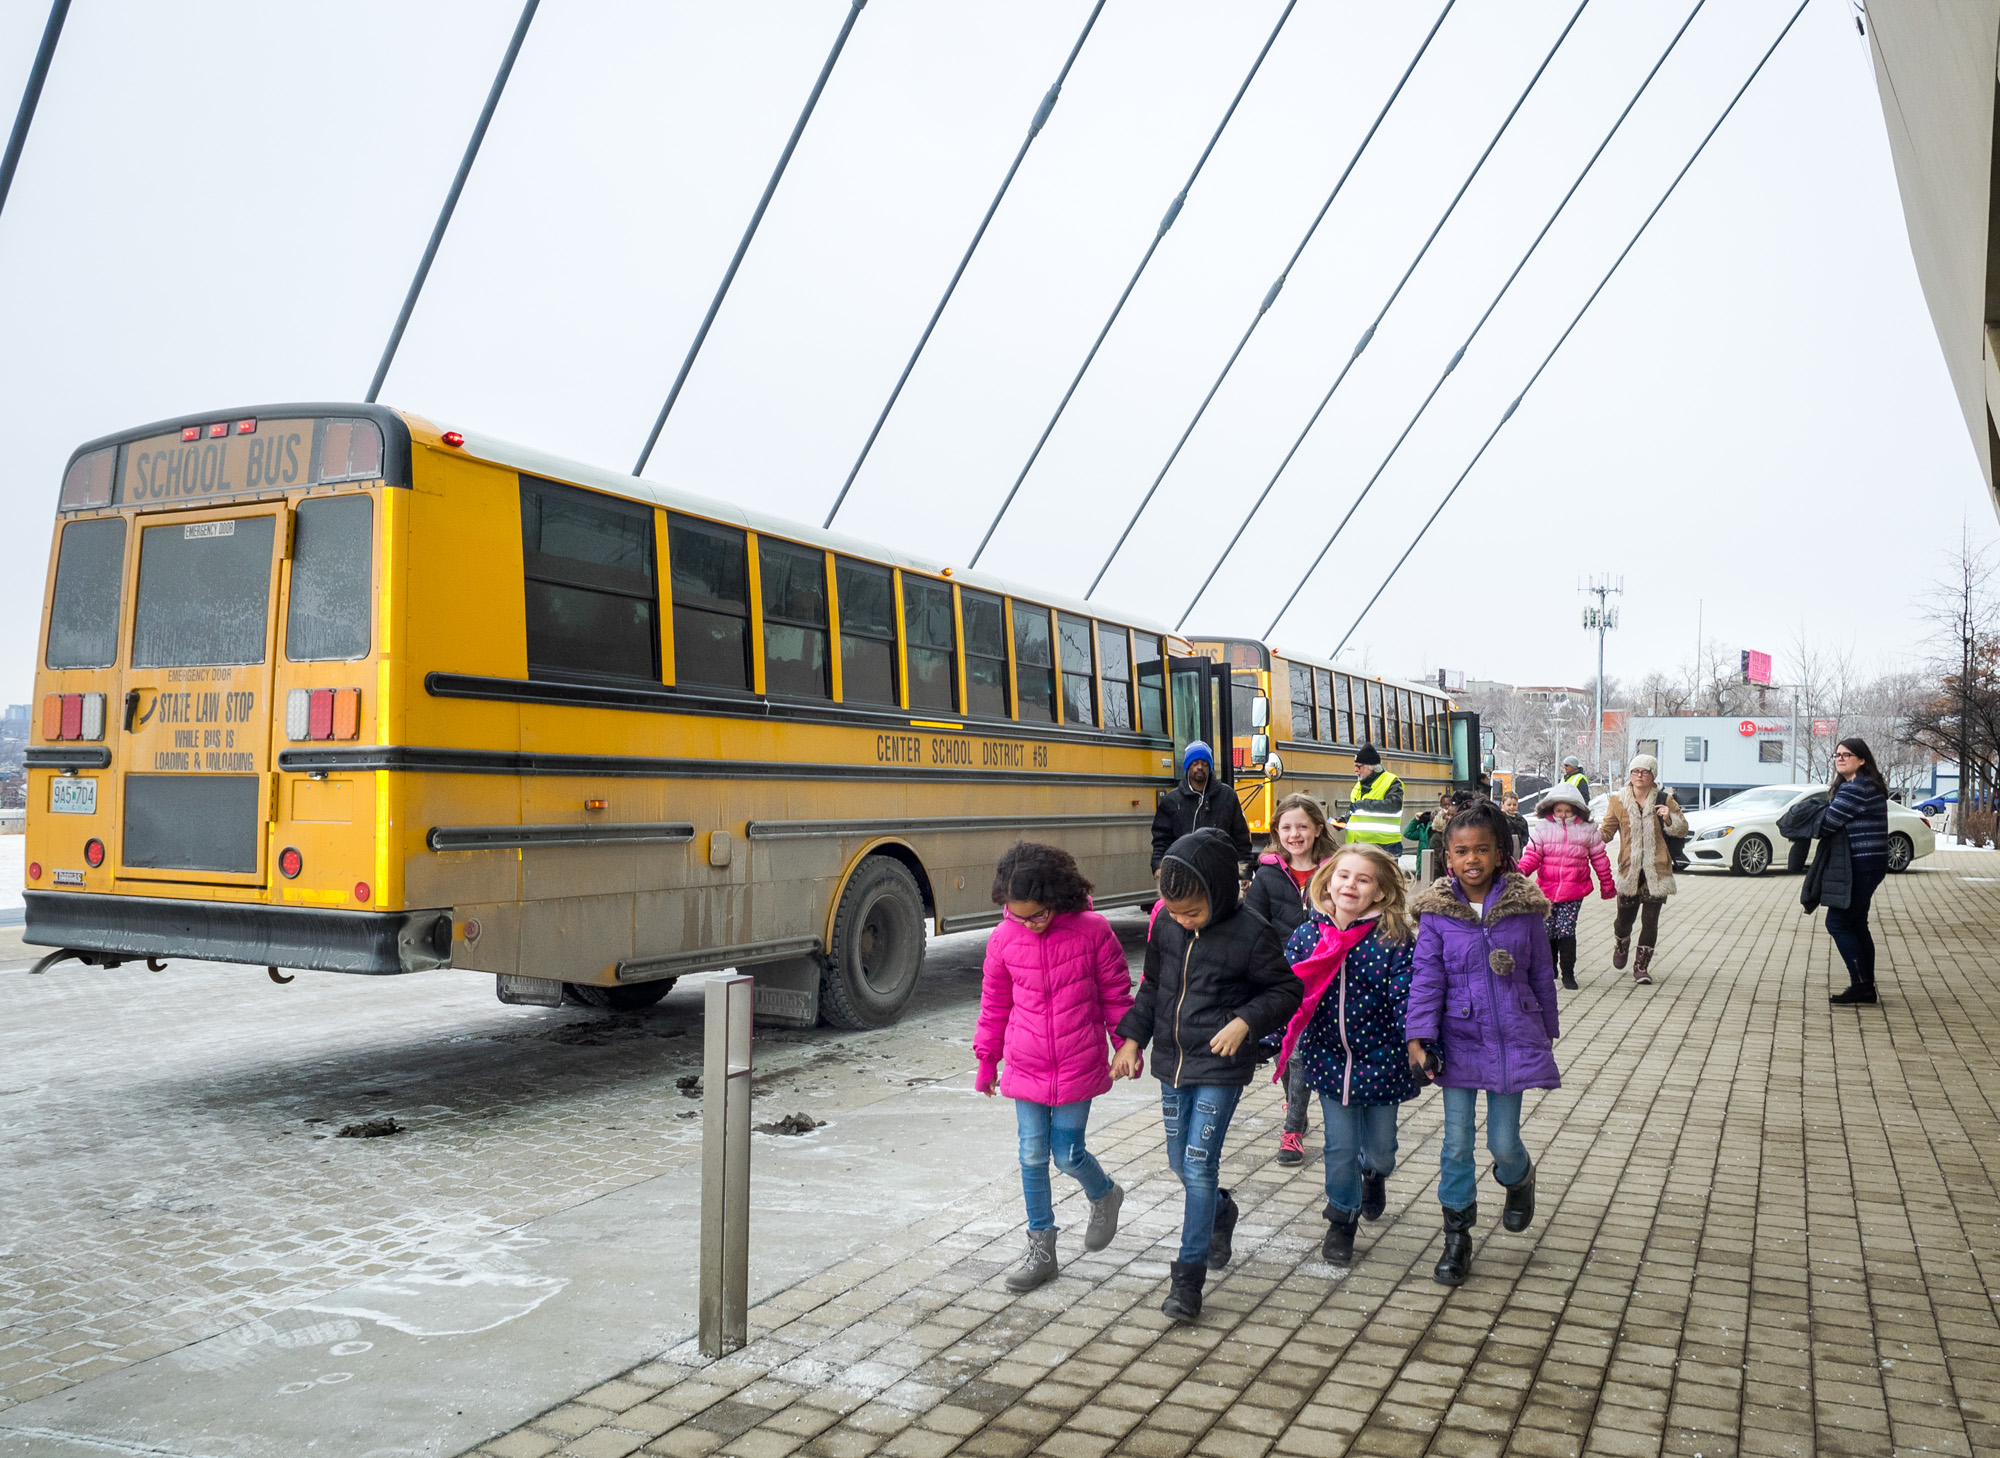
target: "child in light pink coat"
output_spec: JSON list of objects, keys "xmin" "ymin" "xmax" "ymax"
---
[
  {"xmin": 975, "ymin": 842, "xmax": 1135, "ymax": 1292},
  {"xmin": 1516, "ymin": 783, "xmax": 1615, "ymax": 990}
]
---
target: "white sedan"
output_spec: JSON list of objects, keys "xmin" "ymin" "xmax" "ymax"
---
[{"xmin": 1678, "ymin": 783, "xmax": 1935, "ymax": 876}]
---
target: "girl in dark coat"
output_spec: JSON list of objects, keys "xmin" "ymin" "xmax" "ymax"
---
[
  {"xmin": 1405, "ymin": 801, "xmax": 1561, "ymax": 1288},
  {"xmin": 1244, "ymin": 793, "xmax": 1337, "ymax": 1168},
  {"xmin": 1113, "ymin": 829, "xmax": 1302, "ymax": 1324},
  {"xmin": 1822, "ymin": 737, "xmax": 1891, "ymax": 1005},
  {"xmin": 1271, "ymin": 843, "xmax": 1420, "ymax": 1268}
]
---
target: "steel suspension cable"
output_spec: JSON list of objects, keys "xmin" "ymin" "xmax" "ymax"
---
[
  {"xmin": 1326, "ymin": 0, "xmax": 1812, "ymax": 660},
  {"xmin": 1246, "ymin": 0, "xmax": 1706, "ymax": 637},
  {"xmin": 0, "ymin": 0, "xmax": 70, "ymax": 230},
  {"xmin": 1080, "ymin": 0, "xmax": 1458, "ymax": 598},
  {"xmin": 1168, "ymin": 0, "xmax": 1592, "ymax": 628},
  {"xmin": 966, "ymin": 0, "xmax": 1299, "ymax": 567},
  {"xmin": 635, "ymin": 0, "xmax": 867, "ymax": 475},
  {"xmin": 368, "ymin": 0, "xmax": 539, "ymax": 403},
  {"xmin": 823, "ymin": 0, "xmax": 1109, "ymax": 531}
]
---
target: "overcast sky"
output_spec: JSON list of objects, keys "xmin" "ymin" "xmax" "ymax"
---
[{"xmin": 2, "ymin": 0, "xmax": 1994, "ymax": 710}]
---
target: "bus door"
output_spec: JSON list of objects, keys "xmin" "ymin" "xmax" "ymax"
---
[
  {"xmin": 1167, "ymin": 656, "xmax": 1211, "ymax": 779},
  {"xmin": 1449, "ymin": 710, "xmax": 1482, "ymax": 792},
  {"xmin": 116, "ymin": 504, "xmax": 286, "ymax": 886}
]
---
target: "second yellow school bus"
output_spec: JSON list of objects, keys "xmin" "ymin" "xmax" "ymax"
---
[{"xmin": 25, "ymin": 404, "xmax": 1249, "ymax": 1026}]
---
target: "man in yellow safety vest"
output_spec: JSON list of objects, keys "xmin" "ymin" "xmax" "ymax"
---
[
  {"xmin": 1560, "ymin": 754, "xmax": 1591, "ymax": 802},
  {"xmin": 1341, "ymin": 744, "xmax": 1405, "ymax": 851}
]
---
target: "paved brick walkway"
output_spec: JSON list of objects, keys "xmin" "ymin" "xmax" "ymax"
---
[{"xmin": 463, "ymin": 853, "xmax": 2000, "ymax": 1458}]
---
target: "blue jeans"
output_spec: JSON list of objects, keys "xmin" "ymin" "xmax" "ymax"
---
[
  {"xmin": 1160, "ymin": 1084, "xmax": 1241, "ymax": 1264},
  {"xmin": 1319, "ymin": 1097, "xmax": 1399, "ymax": 1215},
  {"xmin": 1439, "ymin": 1087, "xmax": 1528, "ymax": 1211},
  {"xmin": 1016, "ymin": 1099, "xmax": 1113, "ymax": 1231}
]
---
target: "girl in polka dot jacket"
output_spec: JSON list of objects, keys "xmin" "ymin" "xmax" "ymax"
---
[{"xmin": 1270, "ymin": 843, "xmax": 1422, "ymax": 1270}]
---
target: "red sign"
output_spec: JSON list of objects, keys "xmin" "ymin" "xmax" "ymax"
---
[
  {"xmin": 1813, "ymin": 718, "xmax": 1836, "ymax": 737},
  {"xmin": 1738, "ymin": 719, "xmax": 1756, "ymax": 736},
  {"xmin": 1743, "ymin": 649, "xmax": 1773, "ymax": 686},
  {"xmin": 1739, "ymin": 719, "xmax": 1788, "ymax": 736}
]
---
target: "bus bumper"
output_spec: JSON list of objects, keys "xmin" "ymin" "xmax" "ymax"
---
[{"xmin": 23, "ymin": 892, "xmax": 455, "ymax": 975}]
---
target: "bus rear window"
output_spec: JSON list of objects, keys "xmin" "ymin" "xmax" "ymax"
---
[
  {"xmin": 132, "ymin": 515, "xmax": 276, "ymax": 667},
  {"xmin": 287, "ymin": 495, "xmax": 374, "ymax": 661},
  {"xmin": 46, "ymin": 517, "xmax": 127, "ymax": 669}
]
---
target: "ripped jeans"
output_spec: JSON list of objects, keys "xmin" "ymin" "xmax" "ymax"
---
[
  {"xmin": 1160, "ymin": 1083, "xmax": 1242, "ymax": 1264},
  {"xmin": 1015, "ymin": 1099, "xmax": 1113, "ymax": 1231}
]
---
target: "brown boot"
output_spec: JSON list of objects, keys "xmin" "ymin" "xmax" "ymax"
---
[
  {"xmin": 1633, "ymin": 945, "xmax": 1654, "ymax": 985},
  {"xmin": 1612, "ymin": 936, "xmax": 1630, "ymax": 971}
]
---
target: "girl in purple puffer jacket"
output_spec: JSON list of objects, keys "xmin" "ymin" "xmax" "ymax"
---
[
  {"xmin": 1515, "ymin": 783, "xmax": 1615, "ymax": 991},
  {"xmin": 976, "ymin": 843, "xmax": 1135, "ymax": 1293},
  {"xmin": 1405, "ymin": 801, "xmax": 1562, "ymax": 1289}
]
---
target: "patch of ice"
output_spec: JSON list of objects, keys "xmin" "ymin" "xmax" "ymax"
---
[{"xmin": 0, "ymin": 834, "xmax": 21, "ymax": 913}]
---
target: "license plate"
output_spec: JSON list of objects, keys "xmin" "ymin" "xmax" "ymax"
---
[{"xmin": 49, "ymin": 777, "xmax": 98, "ymax": 815}]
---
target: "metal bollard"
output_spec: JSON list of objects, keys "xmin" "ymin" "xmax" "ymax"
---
[{"xmin": 700, "ymin": 974, "xmax": 753, "ymax": 1357}]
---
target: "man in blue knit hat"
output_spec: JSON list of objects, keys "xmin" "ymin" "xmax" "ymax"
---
[{"xmin": 1150, "ymin": 740, "xmax": 1252, "ymax": 875}]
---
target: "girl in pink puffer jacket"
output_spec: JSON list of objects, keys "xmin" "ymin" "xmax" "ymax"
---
[
  {"xmin": 1516, "ymin": 783, "xmax": 1615, "ymax": 990},
  {"xmin": 976, "ymin": 843, "xmax": 1136, "ymax": 1292}
]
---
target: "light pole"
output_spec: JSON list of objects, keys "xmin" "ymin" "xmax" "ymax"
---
[{"xmin": 1580, "ymin": 575, "xmax": 1622, "ymax": 783}]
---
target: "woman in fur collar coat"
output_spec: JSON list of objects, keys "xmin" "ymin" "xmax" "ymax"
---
[{"xmin": 1596, "ymin": 755, "xmax": 1688, "ymax": 985}]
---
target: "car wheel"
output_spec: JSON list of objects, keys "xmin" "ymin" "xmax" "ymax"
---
[
  {"xmin": 565, "ymin": 979, "xmax": 676, "ymax": 1011},
  {"xmin": 820, "ymin": 856, "xmax": 927, "ymax": 1030},
  {"xmin": 1732, "ymin": 834, "xmax": 1772, "ymax": 877},
  {"xmin": 1887, "ymin": 833, "xmax": 1913, "ymax": 874}
]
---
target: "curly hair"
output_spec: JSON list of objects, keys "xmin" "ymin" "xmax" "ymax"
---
[
  {"xmin": 990, "ymin": 841, "xmax": 1094, "ymax": 913},
  {"xmin": 1442, "ymin": 798, "xmax": 1518, "ymax": 873}
]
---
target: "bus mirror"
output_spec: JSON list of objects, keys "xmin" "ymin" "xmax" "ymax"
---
[
  {"xmin": 1251, "ymin": 695, "xmax": 1269, "ymax": 729},
  {"xmin": 1262, "ymin": 749, "xmax": 1283, "ymax": 780},
  {"xmin": 1251, "ymin": 733, "xmax": 1270, "ymax": 766}
]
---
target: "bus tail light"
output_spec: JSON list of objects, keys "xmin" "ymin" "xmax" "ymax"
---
[
  {"xmin": 83, "ymin": 838, "xmax": 105, "ymax": 868},
  {"xmin": 27, "ymin": 862, "xmax": 41, "ymax": 881},
  {"xmin": 279, "ymin": 847, "xmax": 302, "ymax": 879},
  {"xmin": 287, "ymin": 688, "xmax": 361, "ymax": 742},
  {"xmin": 354, "ymin": 881, "xmax": 371, "ymax": 903},
  {"xmin": 43, "ymin": 693, "xmax": 105, "ymax": 742}
]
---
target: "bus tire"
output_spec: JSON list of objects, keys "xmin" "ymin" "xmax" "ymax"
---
[
  {"xmin": 821, "ymin": 856, "xmax": 927, "ymax": 1030},
  {"xmin": 565, "ymin": 979, "xmax": 676, "ymax": 1012}
]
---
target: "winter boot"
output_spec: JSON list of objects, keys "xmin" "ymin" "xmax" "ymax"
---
[
  {"xmin": 1083, "ymin": 1182, "xmax": 1124, "ymax": 1253},
  {"xmin": 1160, "ymin": 1261, "xmax": 1206, "ymax": 1323},
  {"xmin": 1498, "ymin": 1161, "xmax": 1537, "ymax": 1233},
  {"xmin": 1208, "ymin": 1188, "xmax": 1239, "ymax": 1269},
  {"xmin": 1432, "ymin": 1203, "xmax": 1477, "ymax": 1287},
  {"xmin": 1561, "ymin": 972, "xmax": 1579, "ymax": 990},
  {"xmin": 1829, "ymin": 984, "xmax": 1879, "ymax": 1005},
  {"xmin": 1360, "ymin": 1169, "xmax": 1387, "ymax": 1222},
  {"xmin": 1321, "ymin": 1204, "xmax": 1360, "ymax": 1266},
  {"xmin": 1276, "ymin": 1131, "xmax": 1305, "ymax": 1166},
  {"xmin": 1004, "ymin": 1228, "xmax": 1059, "ymax": 1292},
  {"xmin": 1632, "ymin": 945, "xmax": 1654, "ymax": 985},
  {"xmin": 1612, "ymin": 936, "xmax": 1631, "ymax": 971}
]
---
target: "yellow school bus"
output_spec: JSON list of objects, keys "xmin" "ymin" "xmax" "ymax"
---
[
  {"xmin": 1186, "ymin": 639, "xmax": 1461, "ymax": 842},
  {"xmin": 24, "ymin": 404, "xmax": 1245, "ymax": 1026}
]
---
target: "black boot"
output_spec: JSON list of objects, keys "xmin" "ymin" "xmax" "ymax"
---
[
  {"xmin": 1497, "ymin": 1161, "xmax": 1536, "ymax": 1233},
  {"xmin": 1829, "ymin": 984, "xmax": 1879, "ymax": 1005},
  {"xmin": 1433, "ymin": 1203, "xmax": 1476, "ymax": 1286},
  {"xmin": 1321, "ymin": 1204, "xmax": 1359, "ymax": 1265},
  {"xmin": 1360, "ymin": 1169, "xmax": 1387, "ymax": 1222},
  {"xmin": 1160, "ymin": 1261, "xmax": 1206, "ymax": 1322},
  {"xmin": 1208, "ymin": 1188, "xmax": 1238, "ymax": 1269}
]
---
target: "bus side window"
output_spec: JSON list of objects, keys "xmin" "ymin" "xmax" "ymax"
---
[
  {"xmin": 1314, "ymin": 668, "xmax": 1334, "ymax": 743},
  {"xmin": 522, "ymin": 478, "xmax": 659, "ymax": 683},
  {"xmin": 903, "ymin": 576, "xmax": 957, "ymax": 714},
  {"xmin": 1013, "ymin": 604, "xmax": 1056, "ymax": 723},
  {"xmin": 1057, "ymin": 614, "xmax": 1095, "ymax": 728},
  {"xmin": 836, "ymin": 557, "xmax": 897, "ymax": 705},
  {"xmin": 1134, "ymin": 632, "xmax": 1164, "ymax": 734},
  {"xmin": 759, "ymin": 539, "xmax": 830, "ymax": 699},
  {"xmin": 287, "ymin": 495, "xmax": 373, "ymax": 662},
  {"xmin": 46, "ymin": 517, "xmax": 127, "ymax": 670},
  {"xmin": 667, "ymin": 513, "xmax": 750, "ymax": 691},
  {"xmin": 1334, "ymin": 673, "xmax": 1354, "ymax": 745},
  {"xmin": 962, "ymin": 589, "xmax": 1009, "ymax": 717},
  {"xmin": 1098, "ymin": 624, "xmax": 1132, "ymax": 731},
  {"xmin": 1288, "ymin": 664, "xmax": 1312, "ymax": 742}
]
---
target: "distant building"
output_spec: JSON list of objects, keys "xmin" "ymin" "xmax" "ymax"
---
[
  {"xmin": 1627, "ymin": 714, "xmax": 1804, "ymax": 809},
  {"xmin": 1, "ymin": 704, "xmax": 27, "ymax": 740}
]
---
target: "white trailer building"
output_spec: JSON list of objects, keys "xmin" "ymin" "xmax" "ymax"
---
[{"xmin": 1626, "ymin": 715, "xmax": 1807, "ymax": 810}]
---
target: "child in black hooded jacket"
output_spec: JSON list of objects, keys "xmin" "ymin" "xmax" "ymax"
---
[{"xmin": 1112, "ymin": 828, "xmax": 1302, "ymax": 1323}]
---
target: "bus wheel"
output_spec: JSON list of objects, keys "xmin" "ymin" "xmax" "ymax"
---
[
  {"xmin": 565, "ymin": 980, "xmax": 676, "ymax": 1012},
  {"xmin": 821, "ymin": 856, "xmax": 927, "ymax": 1030}
]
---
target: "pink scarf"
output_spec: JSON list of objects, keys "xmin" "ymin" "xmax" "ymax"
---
[{"xmin": 1272, "ymin": 916, "xmax": 1378, "ymax": 1082}]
